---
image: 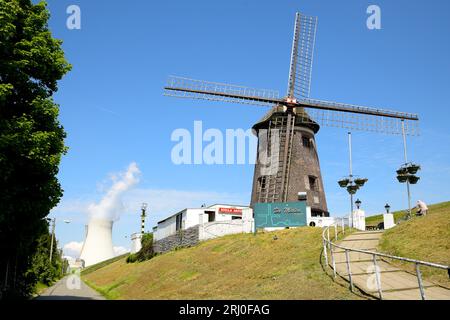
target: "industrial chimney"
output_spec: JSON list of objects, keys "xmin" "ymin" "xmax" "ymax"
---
[{"xmin": 79, "ymin": 218, "xmax": 115, "ymax": 267}]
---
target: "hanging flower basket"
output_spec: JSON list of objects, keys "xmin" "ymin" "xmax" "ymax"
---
[
  {"xmin": 354, "ymin": 178, "xmax": 368, "ymax": 187},
  {"xmin": 396, "ymin": 167, "xmax": 408, "ymax": 175},
  {"xmin": 396, "ymin": 174, "xmax": 408, "ymax": 183},
  {"xmin": 338, "ymin": 179, "xmax": 350, "ymax": 188},
  {"xmin": 408, "ymin": 175, "xmax": 420, "ymax": 184},
  {"xmin": 346, "ymin": 185, "xmax": 359, "ymax": 195},
  {"xmin": 406, "ymin": 164, "xmax": 421, "ymax": 175}
]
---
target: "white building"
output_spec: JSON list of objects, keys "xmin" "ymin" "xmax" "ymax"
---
[
  {"xmin": 130, "ymin": 233, "xmax": 143, "ymax": 253},
  {"xmin": 153, "ymin": 204, "xmax": 253, "ymax": 243}
]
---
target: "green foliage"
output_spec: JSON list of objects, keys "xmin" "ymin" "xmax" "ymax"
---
[
  {"xmin": 0, "ymin": 0, "xmax": 71, "ymax": 299},
  {"xmin": 27, "ymin": 230, "xmax": 65, "ymax": 287},
  {"xmin": 126, "ymin": 233, "xmax": 155, "ymax": 264},
  {"xmin": 135, "ymin": 233, "xmax": 155, "ymax": 262},
  {"xmin": 126, "ymin": 254, "xmax": 138, "ymax": 263}
]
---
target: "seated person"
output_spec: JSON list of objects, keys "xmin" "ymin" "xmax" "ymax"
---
[{"xmin": 416, "ymin": 200, "xmax": 428, "ymax": 216}]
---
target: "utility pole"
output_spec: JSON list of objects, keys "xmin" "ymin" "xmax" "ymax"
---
[
  {"xmin": 48, "ymin": 218, "xmax": 70, "ymax": 263},
  {"xmin": 49, "ymin": 218, "xmax": 56, "ymax": 262}
]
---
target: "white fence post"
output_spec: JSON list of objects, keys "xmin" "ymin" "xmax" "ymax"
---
[
  {"xmin": 345, "ymin": 249, "xmax": 353, "ymax": 292},
  {"xmin": 373, "ymin": 254, "xmax": 383, "ymax": 300},
  {"xmin": 416, "ymin": 263, "xmax": 426, "ymax": 300},
  {"xmin": 327, "ymin": 228, "xmax": 331, "ymax": 249},
  {"xmin": 323, "ymin": 239, "xmax": 329, "ymax": 267},
  {"xmin": 330, "ymin": 244, "xmax": 336, "ymax": 279}
]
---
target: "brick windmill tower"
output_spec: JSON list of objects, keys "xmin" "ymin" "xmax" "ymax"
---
[{"xmin": 164, "ymin": 12, "xmax": 419, "ymax": 216}]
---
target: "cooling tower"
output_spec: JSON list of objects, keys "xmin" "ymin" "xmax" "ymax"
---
[{"xmin": 79, "ymin": 218, "xmax": 115, "ymax": 267}]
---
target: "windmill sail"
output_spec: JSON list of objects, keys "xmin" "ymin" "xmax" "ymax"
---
[
  {"xmin": 165, "ymin": 75, "xmax": 419, "ymax": 135},
  {"xmin": 298, "ymin": 98, "xmax": 420, "ymax": 135},
  {"xmin": 287, "ymin": 13, "xmax": 318, "ymax": 99},
  {"xmin": 164, "ymin": 76, "xmax": 280, "ymax": 107}
]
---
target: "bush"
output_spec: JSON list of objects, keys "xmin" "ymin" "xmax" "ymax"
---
[
  {"xmin": 126, "ymin": 254, "xmax": 138, "ymax": 263},
  {"xmin": 126, "ymin": 233, "xmax": 155, "ymax": 263}
]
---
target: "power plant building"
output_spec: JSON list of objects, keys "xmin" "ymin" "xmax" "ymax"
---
[{"xmin": 79, "ymin": 218, "xmax": 115, "ymax": 267}]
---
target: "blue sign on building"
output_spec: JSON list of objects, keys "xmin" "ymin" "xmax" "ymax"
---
[{"xmin": 254, "ymin": 201, "xmax": 307, "ymax": 228}]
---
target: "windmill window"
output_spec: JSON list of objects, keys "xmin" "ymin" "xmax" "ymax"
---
[
  {"xmin": 309, "ymin": 176, "xmax": 318, "ymax": 191},
  {"xmin": 302, "ymin": 137, "xmax": 311, "ymax": 148},
  {"xmin": 259, "ymin": 176, "xmax": 267, "ymax": 190}
]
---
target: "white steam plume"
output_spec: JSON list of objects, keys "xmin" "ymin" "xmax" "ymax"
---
[{"xmin": 87, "ymin": 162, "xmax": 141, "ymax": 221}]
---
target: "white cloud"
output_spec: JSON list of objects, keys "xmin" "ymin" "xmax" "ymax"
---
[
  {"xmin": 113, "ymin": 246, "xmax": 129, "ymax": 256},
  {"xmin": 63, "ymin": 241, "xmax": 83, "ymax": 258}
]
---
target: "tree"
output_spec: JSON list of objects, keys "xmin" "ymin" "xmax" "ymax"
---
[
  {"xmin": 0, "ymin": 0, "xmax": 71, "ymax": 298},
  {"xmin": 27, "ymin": 228, "xmax": 65, "ymax": 287}
]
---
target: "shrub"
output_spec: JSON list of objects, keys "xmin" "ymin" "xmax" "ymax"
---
[
  {"xmin": 126, "ymin": 233, "xmax": 155, "ymax": 263},
  {"xmin": 126, "ymin": 254, "xmax": 138, "ymax": 263}
]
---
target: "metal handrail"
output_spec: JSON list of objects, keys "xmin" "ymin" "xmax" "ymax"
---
[{"xmin": 321, "ymin": 218, "xmax": 450, "ymax": 300}]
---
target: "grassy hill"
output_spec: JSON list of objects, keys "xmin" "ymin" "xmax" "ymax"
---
[
  {"xmin": 81, "ymin": 253, "xmax": 129, "ymax": 276},
  {"xmin": 377, "ymin": 201, "xmax": 450, "ymax": 287},
  {"xmin": 82, "ymin": 228, "xmax": 360, "ymax": 300}
]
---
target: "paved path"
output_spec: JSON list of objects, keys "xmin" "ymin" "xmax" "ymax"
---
[
  {"xmin": 35, "ymin": 276, "xmax": 105, "ymax": 300},
  {"xmin": 331, "ymin": 231, "xmax": 450, "ymax": 300}
]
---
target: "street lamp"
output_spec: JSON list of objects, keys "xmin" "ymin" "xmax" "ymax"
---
[
  {"xmin": 48, "ymin": 218, "xmax": 71, "ymax": 262},
  {"xmin": 384, "ymin": 203, "xmax": 391, "ymax": 214},
  {"xmin": 337, "ymin": 132, "xmax": 368, "ymax": 228},
  {"xmin": 397, "ymin": 120, "xmax": 421, "ymax": 218},
  {"xmin": 355, "ymin": 199, "xmax": 362, "ymax": 210}
]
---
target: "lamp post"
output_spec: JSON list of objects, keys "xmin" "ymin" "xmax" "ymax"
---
[
  {"xmin": 337, "ymin": 132, "xmax": 368, "ymax": 228},
  {"xmin": 48, "ymin": 218, "xmax": 70, "ymax": 262},
  {"xmin": 385, "ymin": 203, "xmax": 391, "ymax": 214},
  {"xmin": 397, "ymin": 120, "xmax": 420, "ymax": 219}
]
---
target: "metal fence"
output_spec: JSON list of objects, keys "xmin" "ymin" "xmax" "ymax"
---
[{"xmin": 322, "ymin": 218, "xmax": 449, "ymax": 300}]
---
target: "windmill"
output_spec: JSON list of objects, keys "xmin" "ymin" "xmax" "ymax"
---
[{"xmin": 164, "ymin": 12, "xmax": 419, "ymax": 217}]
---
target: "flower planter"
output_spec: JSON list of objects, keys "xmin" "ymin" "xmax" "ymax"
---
[
  {"xmin": 346, "ymin": 185, "xmax": 359, "ymax": 195},
  {"xmin": 354, "ymin": 178, "xmax": 368, "ymax": 187},
  {"xmin": 397, "ymin": 174, "xmax": 408, "ymax": 183},
  {"xmin": 407, "ymin": 164, "xmax": 421, "ymax": 175},
  {"xmin": 396, "ymin": 168, "xmax": 408, "ymax": 175},
  {"xmin": 338, "ymin": 179, "xmax": 350, "ymax": 188},
  {"xmin": 408, "ymin": 175, "xmax": 420, "ymax": 184}
]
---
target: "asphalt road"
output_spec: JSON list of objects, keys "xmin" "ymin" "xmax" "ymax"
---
[{"xmin": 35, "ymin": 275, "xmax": 105, "ymax": 300}]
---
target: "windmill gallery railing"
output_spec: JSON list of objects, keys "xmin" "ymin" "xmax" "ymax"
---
[{"xmin": 321, "ymin": 219, "xmax": 450, "ymax": 300}]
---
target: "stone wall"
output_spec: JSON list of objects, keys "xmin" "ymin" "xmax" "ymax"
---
[{"xmin": 153, "ymin": 225, "xmax": 199, "ymax": 254}]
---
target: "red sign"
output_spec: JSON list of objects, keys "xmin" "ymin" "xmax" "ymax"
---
[{"xmin": 219, "ymin": 207, "xmax": 242, "ymax": 215}]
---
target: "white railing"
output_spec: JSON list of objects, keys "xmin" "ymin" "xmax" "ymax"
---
[{"xmin": 322, "ymin": 218, "xmax": 450, "ymax": 300}]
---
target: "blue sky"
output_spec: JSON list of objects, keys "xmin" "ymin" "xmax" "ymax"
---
[{"xmin": 43, "ymin": 0, "xmax": 450, "ymax": 256}]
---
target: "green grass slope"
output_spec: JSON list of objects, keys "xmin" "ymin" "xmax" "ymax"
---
[
  {"xmin": 378, "ymin": 201, "xmax": 450, "ymax": 287},
  {"xmin": 82, "ymin": 228, "xmax": 360, "ymax": 300},
  {"xmin": 81, "ymin": 253, "xmax": 129, "ymax": 276}
]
